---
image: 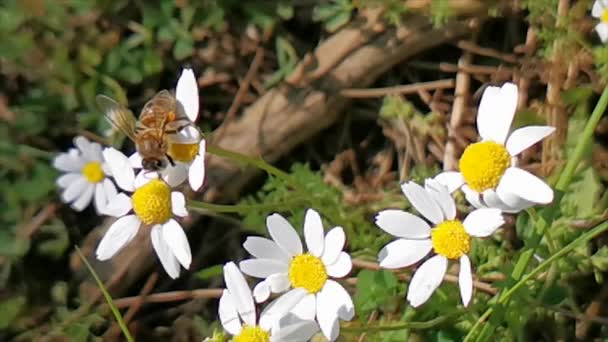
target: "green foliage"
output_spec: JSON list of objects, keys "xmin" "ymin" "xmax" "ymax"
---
[
  {"xmin": 313, "ymin": 0, "xmax": 354, "ymax": 33},
  {"xmin": 355, "ymin": 269, "xmax": 401, "ymax": 319}
]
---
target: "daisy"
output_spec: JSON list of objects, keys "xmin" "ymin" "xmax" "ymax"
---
[
  {"xmin": 593, "ymin": 0, "xmax": 608, "ymax": 42},
  {"xmin": 239, "ymin": 209, "xmax": 354, "ymax": 341},
  {"xmin": 129, "ymin": 68, "xmax": 206, "ymax": 191},
  {"xmin": 53, "ymin": 136, "xmax": 117, "ymax": 213},
  {"xmin": 219, "ymin": 262, "xmax": 319, "ymax": 342},
  {"xmin": 375, "ymin": 179, "xmax": 504, "ymax": 307},
  {"xmin": 96, "ymin": 147, "xmax": 191, "ymax": 279},
  {"xmin": 435, "ymin": 82, "xmax": 555, "ymax": 213}
]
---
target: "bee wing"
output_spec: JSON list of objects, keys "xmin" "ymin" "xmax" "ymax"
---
[{"xmin": 96, "ymin": 95, "xmax": 138, "ymax": 141}]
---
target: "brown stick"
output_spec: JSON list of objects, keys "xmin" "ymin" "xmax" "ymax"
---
[{"xmin": 340, "ymin": 79, "xmax": 454, "ymax": 98}]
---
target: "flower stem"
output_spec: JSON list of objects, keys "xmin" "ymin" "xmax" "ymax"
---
[{"xmin": 187, "ymin": 197, "xmax": 307, "ymax": 214}]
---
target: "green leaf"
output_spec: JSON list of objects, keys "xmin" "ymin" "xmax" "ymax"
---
[
  {"xmin": 173, "ymin": 38, "xmax": 194, "ymax": 60},
  {"xmin": 0, "ymin": 296, "xmax": 26, "ymax": 329},
  {"xmin": 195, "ymin": 264, "xmax": 223, "ymax": 280}
]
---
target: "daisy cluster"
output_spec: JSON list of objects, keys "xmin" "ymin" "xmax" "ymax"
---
[{"xmin": 54, "ymin": 77, "xmax": 555, "ymax": 341}]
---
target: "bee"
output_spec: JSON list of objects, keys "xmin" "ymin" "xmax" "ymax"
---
[{"xmin": 97, "ymin": 90, "xmax": 195, "ymax": 171}]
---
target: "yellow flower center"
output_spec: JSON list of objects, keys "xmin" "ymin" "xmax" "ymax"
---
[
  {"xmin": 234, "ymin": 325, "xmax": 270, "ymax": 342},
  {"xmin": 431, "ymin": 220, "xmax": 471, "ymax": 259},
  {"xmin": 168, "ymin": 143, "xmax": 199, "ymax": 163},
  {"xmin": 131, "ymin": 179, "xmax": 172, "ymax": 225},
  {"xmin": 602, "ymin": 9, "xmax": 608, "ymax": 23},
  {"xmin": 288, "ymin": 253, "xmax": 328, "ymax": 294},
  {"xmin": 459, "ymin": 141, "xmax": 511, "ymax": 192},
  {"xmin": 81, "ymin": 161, "xmax": 104, "ymax": 183}
]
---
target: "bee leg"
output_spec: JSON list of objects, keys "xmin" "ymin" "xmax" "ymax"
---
[{"xmin": 166, "ymin": 154, "xmax": 176, "ymax": 167}]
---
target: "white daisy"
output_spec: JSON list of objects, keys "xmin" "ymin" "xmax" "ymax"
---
[
  {"xmin": 593, "ymin": 0, "xmax": 608, "ymax": 42},
  {"xmin": 219, "ymin": 262, "xmax": 319, "ymax": 342},
  {"xmin": 53, "ymin": 136, "xmax": 117, "ymax": 213},
  {"xmin": 435, "ymin": 82, "xmax": 555, "ymax": 213},
  {"xmin": 239, "ymin": 209, "xmax": 354, "ymax": 341},
  {"xmin": 96, "ymin": 147, "xmax": 192, "ymax": 279},
  {"xmin": 375, "ymin": 179, "xmax": 504, "ymax": 307},
  {"xmin": 129, "ymin": 68, "xmax": 206, "ymax": 191}
]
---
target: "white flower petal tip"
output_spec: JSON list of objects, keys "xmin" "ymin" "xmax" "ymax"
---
[
  {"xmin": 96, "ymin": 215, "xmax": 140, "ymax": 261},
  {"xmin": 463, "ymin": 208, "xmax": 504, "ymax": 237},
  {"xmin": 162, "ymin": 220, "xmax": 192, "ymax": 269},
  {"xmin": 102, "ymin": 147, "xmax": 135, "ymax": 191},
  {"xmin": 505, "ymin": 126, "xmax": 555, "ymax": 156},
  {"xmin": 176, "ymin": 68, "xmax": 200, "ymax": 122},
  {"xmin": 266, "ymin": 213, "xmax": 303, "ymax": 256},
  {"xmin": 596, "ymin": 22, "xmax": 608, "ymax": 43},
  {"xmin": 477, "ymin": 82, "xmax": 518, "ymax": 144},
  {"xmin": 378, "ymin": 239, "xmax": 432, "ymax": 269},
  {"xmin": 497, "ymin": 168, "xmax": 554, "ymax": 205},
  {"xmin": 374, "ymin": 210, "xmax": 431, "ymax": 239},
  {"xmin": 459, "ymin": 255, "xmax": 473, "ymax": 307},
  {"xmin": 400, "ymin": 181, "xmax": 444, "ymax": 224},
  {"xmin": 406, "ymin": 255, "xmax": 448, "ymax": 308},
  {"xmin": 304, "ymin": 209, "xmax": 325, "ymax": 257},
  {"xmin": 434, "ymin": 171, "xmax": 465, "ymax": 193}
]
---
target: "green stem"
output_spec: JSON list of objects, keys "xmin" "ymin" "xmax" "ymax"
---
[
  {"xmin": 75, "ymin": 246, "xmax": 134, "ymax": 342},
  {"xmin": 465, "ymin": 212, "xmax": 608, "ymax": 340},
  {"xmin": 206, "ymin": 145, "xmax": 298, "ymax": 189},
  {"xmin": 187, "ymin": 197, "xmax": 307, "ymax": 214},
  {"xmin": 343, "ymin": 314, "xmax": 453, "ymax": 333}
]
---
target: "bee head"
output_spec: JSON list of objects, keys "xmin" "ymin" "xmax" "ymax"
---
[{"xmin": 142, "ymin": 157, "xmax": 167, "ymax": 171}]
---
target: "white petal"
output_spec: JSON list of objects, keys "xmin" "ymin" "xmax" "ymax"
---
[
  {"xmin": 266, "ymin": 213, "xmax": 303, "ymax": 257},
  {"xmin": 103, "ymin": 178, "xmax": 118, "ymax": 201},
  {"xmin": 406, "ymin": 255, "xmax": 448, "ymax": 307},
  {"xmin": 170, "ymin": 125, "xmax": 201, "ymax": 143},
  {"xmin": 459, "ymin": 255, "xmax": 473, "ymax": 307},
  {"xmin": 401, "ymin": 181, "xmax": 444, "ymax": 224},
  {"xmin": 496, "ymin": 167, "xmax": 553, "ymax": 205},
  {"xmin": 161, "ymin": 219, "xmax": 192, "ymax": 269},
  {"xmin": 188, "ymin": 154, "xmax": 205, "ymax": 191},
  {"xmin": 103, "ymin": 148, "xmax": 135, "ymax": 191},
  {"xmin": 94, "ymin": 183, "xmax": 107, "ymax": 214},
  {"xmin": 243, "ymin": 236, "xmax": 290, "ymax": 262},
  {"xmin": 102, "ymin": 193, "xmax": 132, "ymax": 217},
  {"xmin": 61, "ymin": 177, "xmax": 88, "ymax": 203},
  {"xmin": 96, "ymin": 215, "xmax": 140, "ymax": 260},
  {"xmin": 304, "ymin": 209, "xmax": 325, "ymax": 257},
  {"xmin": 218, "ymin": 290, "xmax": 242, "ymax": 336},
  {"xmin": 477, "ymin": 82, "xmax": 518, "ymax": 144},
  {"xmin": 175, "ymin": 68, "xmax": 199, "ymax": 121},
  {"xmin": 267, "ymin": 273, "xmax": 291, "ymax": 293},
  {"xmin": 593, "ymin": 0, "xmax": 605, "ymax": 17},
  {"xmin": 223, "ymin": 261, "xmax": 256, "ymax": 326},
  {"xmin": 56, "ymin": 173, "xmax": 80, "ymax": 188},
  {"xmin": 239, "ymin": 259, "xmax": 289, "ymax": 278},
  {"xmin": 374, "ymin": 210, "xmax": 431, "ymax": 239},
  {"xmin": 161, "ymin": 164, "xmax": 188, "ymax": 188},
  {"xmin": 53, "ymin": 153, "xmax": 84, "ymax": 172},
  {"xmin": 482, "ymin": 189, "xmax": 528, "ymax": 213},
  {"xmin": 71, "ymin": 184, "xmax": 95, "ymax": 211},
  {"xmin": 259, "ymin": 288, "xmax": 308, "ymax": 331},
  {"xmin": 321, "ymin": 227, "xmax": 345, "ymax": 266},
  {"xmin": 134, "ymin": 170, "xmax": 158, "ymax": 188},
  {"xmin": 271, "ymin": 316, "xmax": 319, "ymax": 342},
  {"xmin": 253, "ymin": 280, "xmax": 271, "ymax": 303},
  {"xmin": 128, "ymin": 152, "xmax": 143, "ymax": 168},
  {"xmin": 505, "ymin": 126, "xmax": 555, "ymax": 156},
  {"xmin": 74, "ymin": 136, "xmax": 91, "ymax": 155},
  {"xmin": 463, "ymin": 208, "xmax": 504, "ymax": 237},
  {"xmin": 290, "ymin": 294, "xmax": 316, "ymax": 320},
  {"xmin": 171, "ymin": 192, "xmax": 188, "ymax": 217},
  {"xmin": 424, "ymin": 179, "xmax": 456, "ymax": 220},
  {"xmin": 597, "ymin": 23, "xmax": 608, "ymax": 43},
  {"xmin": 325, "ymin": 252, "xmax": 352, "ymax": 278},
  {"xmin": 316, "ymin": 280, "xmax": 355, "ymax": 340},
  {"xmin": 462, "ymin": 185, "xmax": 485, "ymax": 209},
  {"xmin": 150, "ymin": 225, "xmax": 180, "ymax": 279},
  {"xmin": 378, "ymin": 239, "xmax": 432, "ymax": 269},
  {"xmin": 434, "ymin": 171, "xmax": 464, "ymax": 193}
]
